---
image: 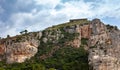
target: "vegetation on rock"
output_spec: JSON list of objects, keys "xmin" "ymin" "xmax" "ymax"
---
[{"xmin": 0, "ymin": 18, "xmax": 119, "ymax": 70}]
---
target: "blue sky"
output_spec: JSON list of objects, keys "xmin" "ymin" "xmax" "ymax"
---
[{"xmin": 0, "ymin": 0, "xmax": 120, "ymax": 38}]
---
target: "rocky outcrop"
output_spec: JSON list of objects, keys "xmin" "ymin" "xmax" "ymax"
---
[
  {"xmin": 0, "ymin": 32, "xmax": 42, "ymax": 63},
  {"xmin": 0, "ymin": 18, "xmax": 120, "ymax": 70},
  {"xmin": 88, "ymin": 19, "xmax": 120, "ymax": 70}
]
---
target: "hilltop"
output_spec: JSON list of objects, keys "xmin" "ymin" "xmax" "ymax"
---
[{"xmin": 0, "ymin": 18, "xmax": 120, "ymax": 70}]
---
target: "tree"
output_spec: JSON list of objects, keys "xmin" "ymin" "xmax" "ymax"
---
[
  {"xmin": 20, "ymin": 31, "xmax": 23, "ymax": 34},
  {"xmin": 7, "ymin": 35, "xmax": 10, "ymax": 38},
  {"xmin": 0, "ymin": 67, "xmax": 5, "ymax": 70},
  {"xmin": 114, "ymin": 26, "xmax": 118, "ymax": 30},
  {"xmin": 48, "ymin": 68, "xmax": 56, "ymax": 70},
  {"xmin": 20, "ymin": 30, "xmax": 28, "ymax": 34},
  {"xmin": 31, "ymin": 63, "xmax": 45, "ymax": 70},
  {"xmin": 24, "ymin": 30, "xmax": 28, "ymax": 34}
]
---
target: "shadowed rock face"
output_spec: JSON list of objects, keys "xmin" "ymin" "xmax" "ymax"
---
[{"xmin": 0, "ymin": 18, "xmax": 120, "ymax": 70}]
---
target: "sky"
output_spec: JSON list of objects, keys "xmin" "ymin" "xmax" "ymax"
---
[{"xmin": 0, "ymin": 0, "xmax": 120, "ymax": 38}]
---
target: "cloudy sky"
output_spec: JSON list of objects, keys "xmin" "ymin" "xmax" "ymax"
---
[{"xmin": 0, "ymin": 0, "xmax": 120, "ymax": 38}]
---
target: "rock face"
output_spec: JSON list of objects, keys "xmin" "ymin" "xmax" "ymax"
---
[
  {"xmin": 0, "ymin": 18, "xmax": 120, "ymax": 70},
  {"xmin": 0, "ymin": 32, "xmax": 42, "ymax": 63},
  {"xmin": 88, "ymin": 19, "xmax": 120, "ymax": 70}
]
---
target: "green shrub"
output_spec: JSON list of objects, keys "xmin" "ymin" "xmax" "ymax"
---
[{"xmin": 81, "ymin": 38, "xmax": 88, "ymax": 45}]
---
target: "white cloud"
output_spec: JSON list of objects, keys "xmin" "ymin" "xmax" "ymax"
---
[
  {"xmin": 0, "ymin": 9, "xmax": 66, "ymax": 37},
  {"xmin": 15, "ymin": 0, "xmax": 33, "ymax": 8},
  {"xmin": 53, "ymin": 1, "xmax": 94, "ymax": 18},
  {"xmin": 0, "ymin": 0, "xmax": 120, "ymax": 38},
  {"xmin": 34, "ymin": 0, "xmax": 61, "ymax": 9}
]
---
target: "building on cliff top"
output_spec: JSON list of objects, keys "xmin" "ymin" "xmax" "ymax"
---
[{"xmin": 70, "ymin": 18, "xmax": 88, "ymax": 22}]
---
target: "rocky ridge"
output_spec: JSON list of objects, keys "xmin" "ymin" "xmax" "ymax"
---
[{"xmin": 0, "ymin": 18, "xmax": 120, "ymax": 70}]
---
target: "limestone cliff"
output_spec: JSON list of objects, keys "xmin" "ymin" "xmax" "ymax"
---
[
  {"xmin": 88, "ymin": 21, "xmax": 120, "ymax": 70},
  {"xmin": 0, "ymin": 18, "xmax": 120, "ymax": 70},
  {"xmin": 0, "ymin": 32, "xmax": 42, "ymax": 63}
]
